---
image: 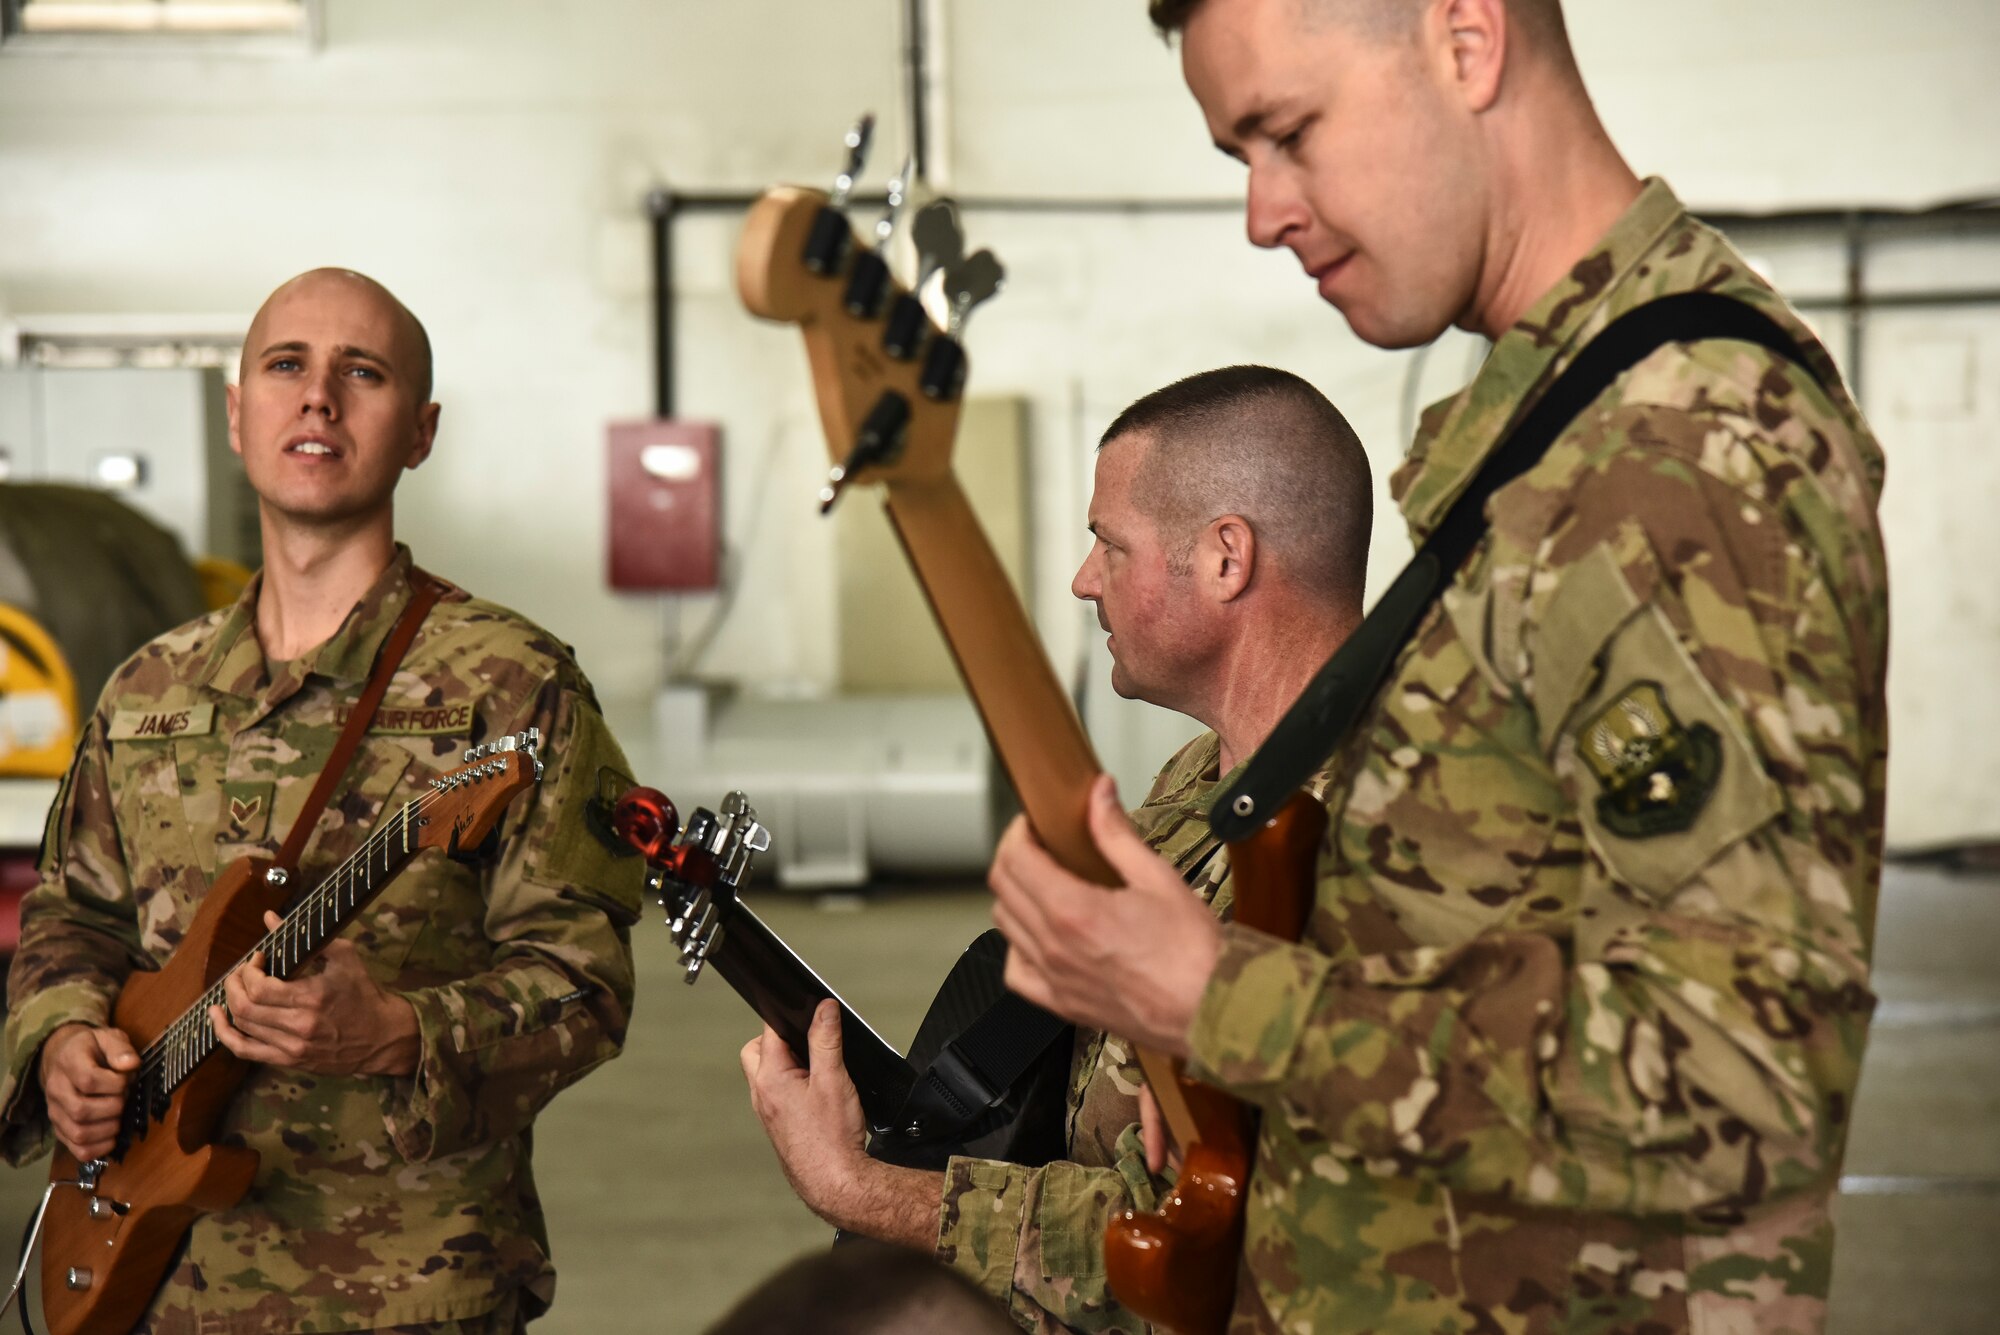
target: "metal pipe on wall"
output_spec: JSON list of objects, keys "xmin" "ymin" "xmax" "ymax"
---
[{"xmin": 639, "ymin": 188, "xmax": 2000, "ymax": 423}]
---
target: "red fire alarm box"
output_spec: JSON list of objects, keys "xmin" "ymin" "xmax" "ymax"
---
[{"xmin": 607, "ymin": 419, "xmax": 722, "ymax": 591}]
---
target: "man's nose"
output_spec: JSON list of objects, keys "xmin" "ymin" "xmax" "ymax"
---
[
  {"xmin": 1245, "ymin": 161, "xmax": 1304, "ymax": 251},
  {"xmin": 1071, "ymin": 550, "xmax": 1100, "ymax": 602},
  {"xmin": 298, "ymin": 366, "xmax": 338, "ymax": 418}
]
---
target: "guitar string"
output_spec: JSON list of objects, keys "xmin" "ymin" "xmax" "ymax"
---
[
  {"xmin": 123, "ymin": 764, "xmax": 504, "ymax": 1118},
  {"xmin": 131, "ymin": 782, "xmax": 453, "ymax": 1103},
  {"xmin": 130, "ymin": 786, "xmax": 447, "ymax": 1102}
]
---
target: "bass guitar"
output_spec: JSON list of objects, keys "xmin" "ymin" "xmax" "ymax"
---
[
  {"xmin": 732, "ymin": 123, "xmax": 1320, "ymax": 1333},
  {"xmin": 23, "ymin": 731, "xmax": 542, "ymax": 1335}
]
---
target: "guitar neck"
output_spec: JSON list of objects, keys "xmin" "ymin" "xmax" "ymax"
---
[
  {"xmin": 881, "ymin": 477, "xmax": 1115, "ymax": 887},
  {"xmin": 884, "ymin": 476, "xmax": 1209, "ymax": 1146},
  {"xmin": 147, "ymin": 799, "xmax": 430, "ymax": 1094}
]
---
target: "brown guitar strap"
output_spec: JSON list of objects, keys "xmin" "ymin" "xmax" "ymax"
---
[{"xmin": 270, "ymin": 569, "xmax": 447, "ymax": 882}]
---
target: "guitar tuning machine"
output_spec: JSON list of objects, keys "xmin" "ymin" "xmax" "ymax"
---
[
  {"xmin": 805, "ymin": 113, "xmax": 874, "ymax": 276},
  {"xmin": 843, "ymin": 153, "xmax": 912, "ymax": 320},
  {"xmin": 818, "ymin": 391, "xmax": 912, "ymax": 513},
  {"xmin": 884, "ymin": 199, "xmax": 963, "ymax": 362}
]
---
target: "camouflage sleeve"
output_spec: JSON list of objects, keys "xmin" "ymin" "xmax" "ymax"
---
[
  {"xmin": 1186, "ymin": 393, "xmax": 1880, "ymax": 1216},
  {"xmin": 0, "ymin": 714, "xmax": 148, "ymax": 1164},
  {"xmin": 380, "ymin": 674, "xmax": 643, "ymax": 1161},
  {"xmin": 936, "ymin": 1127, "xmax": 1162, "ymax": 1334}
]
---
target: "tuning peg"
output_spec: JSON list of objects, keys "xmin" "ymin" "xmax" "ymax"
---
[
  {"xmin": 830, "ymin": 113, "xmax": 874, "ymax": 208},
  {"xmin": 818, "ymin": 391, "xmax": 912, "ymax": 513},
  {"xmin": 884, "ymin": 200, "xmax": 963, "ymax": 361},
  {"xmin": 805, "ymin": 113, "xmax": 874, "ymax": 276},
  {"xmin": 873, "ymin": 154, "xmax": 912, "ymax": 248},
  {"xmin": 944, "ymin": 250, "xmax": 1005, "ymax": 337},
  {"xmin": 916, "ymin": 250, "xmax": 1004, "ymax": 401},
  {"xmin": 843, "ymin": 153, "xmax": 912, "ymax": 319}
]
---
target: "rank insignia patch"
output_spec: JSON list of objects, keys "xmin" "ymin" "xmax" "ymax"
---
[
  {"xmin": 221, "ymin": 780, "xmax": 274, "ymax": 843},
  {"xmin": 1580, "ymin": 681, "xmax": 1721, "ymax": 839}
]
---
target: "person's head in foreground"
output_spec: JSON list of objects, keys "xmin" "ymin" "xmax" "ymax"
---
[{"xmin": 705, "ymin": 1243, "xmax": 1013, "ymax": 1335}]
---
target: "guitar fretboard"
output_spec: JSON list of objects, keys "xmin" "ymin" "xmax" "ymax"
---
[{"xmin": 120, "ymin": 788, "xmax": 442, "ymax": 1142}]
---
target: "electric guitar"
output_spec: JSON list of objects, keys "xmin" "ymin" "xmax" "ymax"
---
[
  {"xmin": 733, "ymin": 130, "xmax": 1319, "ymax": 1332},
  {"xmin": 27, "ymin": 731, "xmax": 542, "ymax": 1335}
]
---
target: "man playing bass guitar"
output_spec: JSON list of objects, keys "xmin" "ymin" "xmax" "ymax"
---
[
  {"xmin": 741, "ymin": 366, "xmax": 1374, "ymax": 1332},
  {"xmin": 1, "ymin": 269, "xmax": 643, "ymax": 1334},
  {"xmin": 991, "ymin": 1, "xmax": 1888, "ymax": 1332}
]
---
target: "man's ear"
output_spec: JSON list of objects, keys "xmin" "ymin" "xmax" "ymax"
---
[
  {"xmin": 407, "ymin": 402, "xmax": 440, "ymax": 470},
  {"xmin": 1433, "ymin": 0, "xmax": 1507, "ymax": 114},
  {"xmin": 225, "ymin": 381, "xmax": 244, "ymax": 460},
  {"xmin": 1205, "ymin": 515, "xmax": 1257, "ymax": 603}
]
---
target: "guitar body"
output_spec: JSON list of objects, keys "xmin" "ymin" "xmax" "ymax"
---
[
  {"xmin": 1104, "ymin": 793, "xmax": 1327, "ymax": 1334},
  {"xmin": 39, "ymin": 855, "xmax": 285, "ymax": 1335}
]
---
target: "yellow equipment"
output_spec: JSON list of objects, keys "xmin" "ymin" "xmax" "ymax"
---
[{"xmin": 0, "ymin": 605, "xmax": 78, "ymax": 780}]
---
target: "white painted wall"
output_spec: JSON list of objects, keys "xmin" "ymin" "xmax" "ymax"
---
[{"xmin": 2, "ymin": 1, "xmax": 1995, "ymax": 843}]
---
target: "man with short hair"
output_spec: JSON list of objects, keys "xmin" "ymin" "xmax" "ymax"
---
[
  {"xmin": 989, "ymin": 2, "xmax": 1887, "ymax": 1331},
  {"xmin": 740, "ymin": 366, "xmax": 1373, "ymax": 1332},
  {"xmin": 2, "ymin": 268, "xmax": 641, "ymax": 1333}
]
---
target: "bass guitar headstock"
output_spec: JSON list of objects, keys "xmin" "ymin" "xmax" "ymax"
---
[
  {"xmin": 611, "ymin": 786, "xmax": 772, "ymax": 983},
  {"xmin": 418, "ymin": 729, "xmax": 543, "ymax": 855},
  {"xmin": 735, "ymin": 115, "xmax": 1004, "ymax": 512}
]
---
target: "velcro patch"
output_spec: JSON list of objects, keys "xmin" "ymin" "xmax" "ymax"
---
[
  {"xmin": 1580, "ymin": 681, "xmax": 1721, "ymax": 838},
  {"xmin": 336, "ymin": 703, "xmax": 475, "ymax": 737},
  {"xmin": 108, "ymin": 704, "xmax": 215, "ymax": 741}
]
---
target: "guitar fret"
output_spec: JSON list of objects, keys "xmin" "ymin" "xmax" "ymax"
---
[{"xmin": 140, "ymin": 779, "xmax": 505, "ymax": 1114}]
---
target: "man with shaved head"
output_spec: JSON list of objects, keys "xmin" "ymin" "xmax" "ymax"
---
[
  {"xmin": 988, "ymin": 1, "xmax": 1887, "ymax": 1331},
  {"xmin": 2, "ymin": 269, "xmax": 641, "ymax": 1332},
  {"xmin": 740, "ymin": 366, "xmax": 1371, "ymax": 1332}
]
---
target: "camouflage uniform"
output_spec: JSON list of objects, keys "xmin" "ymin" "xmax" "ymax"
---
[
  {"xmin": 1, "ymin": 546, "xmax": 642, "ymax": 1334},
  {"xmin": 1187, "ymin": 179, "xmax": 1888, "ymax": 1332},
  {"xmin": 940, "ymin": 732, "xmax": 1332, "ymax": 1333}
]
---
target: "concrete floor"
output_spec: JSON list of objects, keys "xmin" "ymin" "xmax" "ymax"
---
[{"xmin": 1, "ymin": 865, "xmax": 1994, "ymax": 1333}]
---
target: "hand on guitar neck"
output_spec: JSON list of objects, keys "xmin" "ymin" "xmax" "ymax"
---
[
  {"xmin": 208, "ymin": 909, "xmax": 420, "ymax": 1079},
  {"xmin": 739, "ymin": 1000, "xmax": 943, "ymax": 1251},
  {"xmin": 988, "ymin": 775, "xmax": 1224, "ymax": 1059}
]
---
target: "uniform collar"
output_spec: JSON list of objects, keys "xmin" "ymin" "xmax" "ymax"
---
[
  {"xmin": 1391, "ymin": 178, "xmax": 1688, "ymax": 538},
  {"xmin": 199, "ymin": 544, "xmax": 421, "ymax": 700}
]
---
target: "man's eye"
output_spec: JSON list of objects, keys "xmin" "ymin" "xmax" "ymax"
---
[
  {"xmin": 1275, "ymin": 119, "xmax": 1312, "ymax": 152},
  {"xmin": 347, "ymin": 365, "xmax": 382, "ymax": 381},
  {"xmin": 269, "ymin": 357, "xmax": 300, "ymax": 372}
]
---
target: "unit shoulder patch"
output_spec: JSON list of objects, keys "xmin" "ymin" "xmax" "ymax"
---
[
  {"xmin": 108, "ymin": 704, "xmax": 216, "ymax": 741},
  {"xmin": 1579, "ymin": 680, "xmax": 1720, "ymax": 839}
]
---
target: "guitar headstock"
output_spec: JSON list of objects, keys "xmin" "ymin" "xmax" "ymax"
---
[
  {"xmin": 611, "ymin": 786, "xmax": 772, "ymax": 983},
  {"xmin": 417, "ymin": 728, "xmax": 543, "ymax": 855},
  {"xmin": 735, "ymin": 120, "xmax": 1003, "ymax": 512}
]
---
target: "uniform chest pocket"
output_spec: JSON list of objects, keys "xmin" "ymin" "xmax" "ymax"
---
[
  {"xmin": 266, "ymin": 739, "xmax": 426, "ymax": 979},
  {"xmin": 116, "ymin": 743, "xmax": 207, "ymax": 954},
  {"xmin": 1333, "ymin": 603, "xmax": 1568, "ymax": 948}
]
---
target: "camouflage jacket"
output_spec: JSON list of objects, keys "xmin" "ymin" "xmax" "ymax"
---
[
  {"xmin": 1, "ymin": 546, "xmax": 643, "ymax": 1333},
  {"xmin": 939, "ymin": 731, "xmax": 1273, "ymax": 1333},
  {"xmin": 1188, "ymin": 180, "xmax": 1888, "ymax": 1333}
]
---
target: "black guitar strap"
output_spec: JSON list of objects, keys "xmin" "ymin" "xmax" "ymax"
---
[{"xmin": 1211, "ymin": 292, "xmax": 1825, "ymax": 841}]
